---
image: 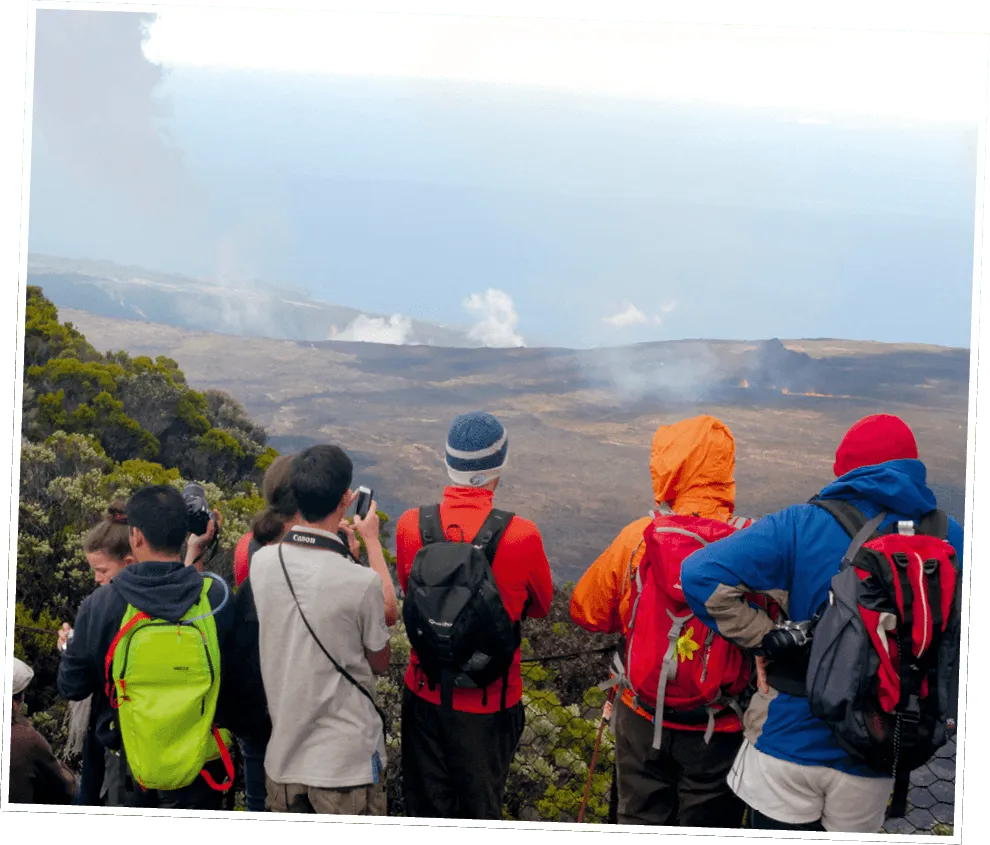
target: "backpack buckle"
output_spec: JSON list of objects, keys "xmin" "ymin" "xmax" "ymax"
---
[
  {"xmin": 897, "ymin": 521, "xmax": 916, "ymax": 536},
  {"xmin": 901, "ymin": 694, "xmax": 922, "ymax": 723},
  {"xmin": 892, "ymin": 552, "xmax": 910, "ymax": 570}
]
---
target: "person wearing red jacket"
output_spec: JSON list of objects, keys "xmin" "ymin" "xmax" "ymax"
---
[
  {"xmin": 226, "ymin": 454, "xmax": 298, "ymax": 812},
  {"xmin": 396, "ymin": 411, "xmax": 554, "ymax": 820},
  {"xmin": 232, "ymin": 454, "xmax": 299, "ymax": 588}
]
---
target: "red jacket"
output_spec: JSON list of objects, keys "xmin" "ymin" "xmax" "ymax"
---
[
  {"xmin": 233, "ymin": 531, "xmax": 254, "ymax": 587},
  {"xmin": 396, "ymin": 486, "xmax": 554, "ymax": 714}
]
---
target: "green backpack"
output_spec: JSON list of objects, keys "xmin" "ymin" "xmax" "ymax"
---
[{"xmin": 104, "ymin": 572, "xmax": 234, "ymax": 792}]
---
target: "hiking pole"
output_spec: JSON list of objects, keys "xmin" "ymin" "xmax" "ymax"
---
[{"xmin": 578, "ymin": 688, "xmax": 615, "ymax": 823}]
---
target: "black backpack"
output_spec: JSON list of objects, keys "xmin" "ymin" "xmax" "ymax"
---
[{"xmin": 402, "ymin": 506, "xmax": 520, "ymax": 710}]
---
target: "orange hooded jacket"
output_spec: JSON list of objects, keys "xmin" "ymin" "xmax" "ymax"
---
[{"xmin": 569, "ymin": 414, "xmax": 746, "ymax": 725}]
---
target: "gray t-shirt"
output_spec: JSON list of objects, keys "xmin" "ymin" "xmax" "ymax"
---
[{"xmin": 250, "ymin": 526, "xmax": 389, "ymax": 788}]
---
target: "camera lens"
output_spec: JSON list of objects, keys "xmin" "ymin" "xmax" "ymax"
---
[
  {"xmin": 761, "ymin": 625, "xmax": 804, "ymax": 660},
  {"xmin": 183, "ymin": 483, "xmax": 211, "ymax": 535}
]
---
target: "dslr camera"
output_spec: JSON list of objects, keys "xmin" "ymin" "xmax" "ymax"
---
[
  {"xmin": 182, "ymin": 482, "xmax": 214, "ymax": 536},
  {"xmin": 760, "ymin": 619, "xmax": 815, "ymax": 660}
]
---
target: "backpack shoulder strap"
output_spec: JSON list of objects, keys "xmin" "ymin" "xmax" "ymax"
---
[
  {"xmin": 104, "ymin": 603, "xmax": 151, "ymax": 703},
  {"xmin": 809, "ymin": 497, "xmax": 869, "ymax": 537},
  {"xmin": 418, "ymin": 505, "xmax": 444, "ymax": 546},
  {"xmin": 917, "ymin": 509, "xmax": 950, "ymax": 541},
  {"xmin": 472, "ymin": 508, "xmax": 515, "ymax": 565},
  {"xmin": 810, "ymin": 498, "xmax": 887, "ymax": 566}
]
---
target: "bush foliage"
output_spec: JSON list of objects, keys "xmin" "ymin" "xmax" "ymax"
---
[{"xmin": 15, "ymin": 288, "xmax": 272, "ymax": 713}]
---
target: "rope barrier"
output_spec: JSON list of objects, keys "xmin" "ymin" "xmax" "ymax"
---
[
  {"xmin": 14, "ymin": 623, "xmax": 60, "ymax": 637},
  {"xmin": 387, "ymin": 641, "xmax": 620, "ymax": 668}
]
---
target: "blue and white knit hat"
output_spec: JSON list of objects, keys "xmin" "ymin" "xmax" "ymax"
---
[{"xmin": 445, "ymin": 411, "xmax": 509, "ymax": 487}]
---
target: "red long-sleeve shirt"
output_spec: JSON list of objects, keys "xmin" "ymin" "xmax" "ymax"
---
[
  {"xmin": 396, "ymin": 486, "xmax": 554, "ymax": 714},
  {"xmin": 233, "ymin": 532, "xmax": 253, "ymax": 587}
]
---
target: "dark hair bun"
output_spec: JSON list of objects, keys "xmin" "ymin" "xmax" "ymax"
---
[{"xmin": 252, "ymin": 507, "xmax": 289, "ymax": 545}]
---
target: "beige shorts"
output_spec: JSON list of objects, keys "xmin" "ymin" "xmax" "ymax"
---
[
  {"xmin": 728, "ymin": 740, "xmax": 893, "ymax": 833},
  {"xmin": 266, "ymin": 777, "xmax": 387, "ymax": 816}
]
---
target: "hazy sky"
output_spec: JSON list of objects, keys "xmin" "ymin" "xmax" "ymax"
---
[{"xmin": 26, "ymin": 8, "xmax": 988, "ymax": 349}]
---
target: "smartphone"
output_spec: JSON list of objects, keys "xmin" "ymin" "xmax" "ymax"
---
[{"xmin": 355, "ymin": 486, "xmax": 374, "ymax": 519}]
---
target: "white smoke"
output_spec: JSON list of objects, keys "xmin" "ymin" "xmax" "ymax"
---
[
  {"xmin": 32, "ymin": 10, "xmax": 191, "ymax": 213},
  {"xmin": 334, "ymin": 314, "xmax": 415, "ymax": 345},
  {"xmin": 578, "ymin": 342, "xmax": 724, "ymax": 405},
  {"xmin": 464, "ymin": 289, "xmax": 525, "ymax": 348}
]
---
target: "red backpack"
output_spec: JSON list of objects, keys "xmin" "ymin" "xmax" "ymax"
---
[
  {"xmin": 803, "ymin": 499, "xmax": 961, "ymax": 818},
  {"xmin": 605, "ymin": 506, "xmax": 760, "ymax": 749}
]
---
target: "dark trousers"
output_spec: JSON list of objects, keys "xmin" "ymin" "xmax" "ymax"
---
[
  {"xmin": 401, "ymin": 687, "xmax": 524, "ymax": 820},
  {"xmin": 745, "ymin": 805, "xmax": 826, "ymax": 831},
  {"xmin": 73, "ymin": 729, "xmax": 107, "ymax": 806},
  {"xmin": 103, "ymin": 750, "xmax": 227, "ymax": 811},
  {"xmin": 608, "ymin": 762, "xmax": 619, "ymax": 823},
  {"xmin": 237, "ymin": 735, "xmax": 268, "ymax": 812},
  {"xmin": 613, "ymin": 700, "xmax": 745, "ymax": 828}
]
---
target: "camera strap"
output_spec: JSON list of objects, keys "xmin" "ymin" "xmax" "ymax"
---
[
  {"xmin": 284, "ymin": 528, "xmax": 363, "ymax": 564},
  {"xmin": 276, "ymin": 536, "xmax": 389, "ymax": 737},
  {"xmin": 283, "ymin": 529, "xmax": 347, "ymax": 554}
]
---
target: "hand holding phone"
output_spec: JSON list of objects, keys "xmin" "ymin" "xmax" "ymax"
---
[
  {"xmin": 355, "ymin": 486, "xmax": 374, "ymax": 520},
  {"xmin": 337, "ymin": 521, "xmax": 362, "ymax": 560},
  {"xmin": 353, "ymin": 487, "xmax": 380, "ymax": 544}
]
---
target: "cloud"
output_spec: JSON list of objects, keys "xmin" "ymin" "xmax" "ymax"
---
[
  {"xmin": 604, "ymin": 300, "xmax": 674, "ymax": 328},
  {"xmin": 604, "ymin": 302, "xmax": 652, "ymax": 327},
  {"xmin": 464, "ymin": 289, "xmax": 525, "ymax": 348},
  {"xmin": 145, "ymin": 11, "xmax": 988, "ymax": 124},
  {"xmin": 334, "ymin": 314, "xmax": 414, "ymax": 345}
]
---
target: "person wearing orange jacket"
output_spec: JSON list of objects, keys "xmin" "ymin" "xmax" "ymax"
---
[{"xmin": 570, "ymin": 415, "xmax": 753, "ymax": 827}]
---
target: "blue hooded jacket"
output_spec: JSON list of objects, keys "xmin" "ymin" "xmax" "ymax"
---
[{"xmin": 680, "ymin": 458, "xmax": 964, "ymax": 775}]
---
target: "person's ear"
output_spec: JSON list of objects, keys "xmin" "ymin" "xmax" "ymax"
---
[{"xmin": 129, "ymin": 526, "xmax": 145, "ymax": 553}]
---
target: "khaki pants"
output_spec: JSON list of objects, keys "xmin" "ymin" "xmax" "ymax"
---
[
  {"xmin": 728, "ymin": 740, "xmax": 893, "ymax": 833},
  {"xmin": 266, "ymin": 777, "xmax": 386, "ymax": 815}
]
